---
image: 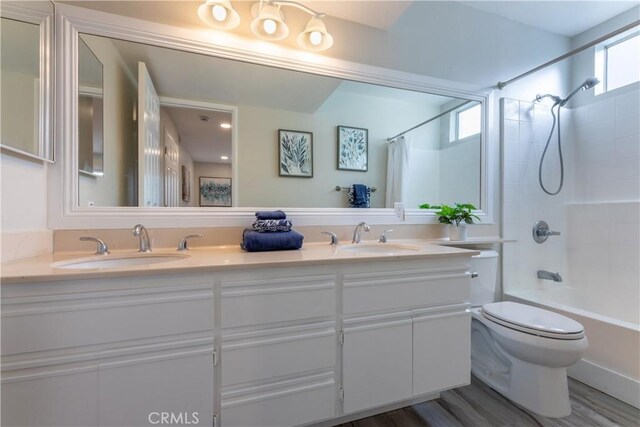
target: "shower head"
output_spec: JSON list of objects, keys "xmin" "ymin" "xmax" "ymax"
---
[
  {"xmin": 535, "ymin": 93, "xmax": 562, "ymax": 104},
  {"xmin": 559, "ymin": 77, "xmax": 600, "ymax": 107}
]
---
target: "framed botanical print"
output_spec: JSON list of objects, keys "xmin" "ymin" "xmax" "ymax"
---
[
  {"xmin": 278, "ymin": 129, "xmax": 313, "ymax": 178},
  {"xmin": 337, "ymin": 125, "xmax": 368, "ymax": 172},
  {"xmin": 199, "ymin": 176, "xmax": 232, "ymax": 207}
]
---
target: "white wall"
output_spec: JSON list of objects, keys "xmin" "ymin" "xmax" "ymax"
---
[
  {"xmin": 237, "ymin": 91, "xmax": 438, "ymax": 208},
  {"xmin": 1, "ymin": 72, "xmax": 38, "ymax": 154}
]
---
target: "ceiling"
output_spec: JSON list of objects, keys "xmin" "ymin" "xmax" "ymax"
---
[
  {"xmin": 458, "ymin": 1, "xmax": 639, "ymax": 37},
  {"xmin": 300, "ymin": 1, "xmax": 413, "ymax": 30}
]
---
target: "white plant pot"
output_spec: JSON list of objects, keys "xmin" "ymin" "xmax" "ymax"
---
[{"xmin": 448, "ymin": 225, "xmax": 467, "ymax": 241}]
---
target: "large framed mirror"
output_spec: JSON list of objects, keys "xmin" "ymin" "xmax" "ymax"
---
[
  {"xmin": 52, "ymin": 4, "xmax": 495, "ymax": 228},
  {"xmin": 0, "ymin": 1, "xmax": 53, "ymax": 162}
]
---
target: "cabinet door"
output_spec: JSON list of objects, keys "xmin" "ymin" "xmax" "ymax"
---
[
  {"xmin": 342, "ymin": 312, "xmax": 413, "ymax": 414},
  {"xmin": 98, "ymin": 348, "xmax": 214, "ymax": 427},
  {"xmin": 412, "ymin": 304, "xmax": 470, "ymax": 396}
]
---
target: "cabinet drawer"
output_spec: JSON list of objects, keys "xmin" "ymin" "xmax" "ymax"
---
[
  {"xmin": 222, "ymin": 321, "xmax": 335, "ymax": 387},
  {"xmin": 222, "ymin": 274, "xmax": 335, "ymax": 328},
  {"xmin": 222, "ymin": 372, "xmax": 335, "ymax": 427},
  {"xmin": 342, "ymin": 312, "xmax": 413, "ymax": 414},
  {"xmin": 413, "ymin": 304, "xmax": 470, "ymax": 396},
  {"xmin": 343, "ymin": 267, "xmax": 469, "ymax": 315},
  {"xmin": 1, "ymin": 284, "xmax": 213, "ymax": 355}
]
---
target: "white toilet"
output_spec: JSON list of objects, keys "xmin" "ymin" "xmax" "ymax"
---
[{"xmin": 469, "ymin": 250, "xmax": 588, "ymax": 418}]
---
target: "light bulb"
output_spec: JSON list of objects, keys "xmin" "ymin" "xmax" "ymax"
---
[
  {"xmin": 263, "ymin": 19, "xmax": 277, "ymax": 35},
  {"xmin": 309, "ymin": 31, "xmax": 322, "ymax": 46},
  {"xmin": 212, "ymin": 4, "xmax": 227, "ymax": 22}
]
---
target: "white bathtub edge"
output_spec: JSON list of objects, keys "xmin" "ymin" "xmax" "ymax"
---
[{"xmin": 568, "ymin": 359, "xmax": 640, "ymax": 409}]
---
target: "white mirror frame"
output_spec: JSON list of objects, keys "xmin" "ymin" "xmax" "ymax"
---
[
  {"xmin": 0, "ymin": 1, "xmax": 54, "ymax": 163},
  {"xmin": 50, "ymin": 3, "xmax": 496, "ymax": 229}
]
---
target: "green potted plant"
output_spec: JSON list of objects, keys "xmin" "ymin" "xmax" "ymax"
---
[{"xmin": 435, "ymin": 203, "xmax": 480, "ymax": 241}]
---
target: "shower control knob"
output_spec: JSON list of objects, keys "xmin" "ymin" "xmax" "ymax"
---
[{"xmin": 533, "ymin": 220, "xmax": 561, "ymax": 244}]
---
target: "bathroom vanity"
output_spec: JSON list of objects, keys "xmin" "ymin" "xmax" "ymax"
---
[{"xmin": 1, "ymin": 243, "xmax": 476, "ymax": 426}]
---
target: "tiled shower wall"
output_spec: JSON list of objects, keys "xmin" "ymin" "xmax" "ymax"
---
[
  {"xmin": 502, "ymin": 88, "xmax": 640, "ymax": 300},
  {"xmin": 566, "ymin": 88, "xmax": 640, "ymax": 306},
  {"xmin": 501, "ymin": 98, "xmax": 571, "ymax": 292}
]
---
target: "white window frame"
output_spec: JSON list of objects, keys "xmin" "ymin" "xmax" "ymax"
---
[
  {"xmin": 595, "ymin": 28, "xmax": 640, "ymax": 95},
  {"xmin": 449, "ymin": 103, "xmax": 481, "ymax": 143}
]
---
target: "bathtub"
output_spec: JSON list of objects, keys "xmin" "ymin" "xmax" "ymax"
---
[{"xmin": 505, "ymin": 285, "xmax": 640, "ymax": 408}]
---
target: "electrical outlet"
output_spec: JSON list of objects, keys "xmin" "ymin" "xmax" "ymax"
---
[{"xmin": 394, "ymin": 202, "xmax": 405, "ymax": 221}]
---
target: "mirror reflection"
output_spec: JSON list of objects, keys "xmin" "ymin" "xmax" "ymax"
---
[
  {"xmin": 1, "ymin": 17, "xmax": 41, "ymax": 155},
  {"xmin": 76, "ymin": 33, "xmax": 482, "ymax": 209}
]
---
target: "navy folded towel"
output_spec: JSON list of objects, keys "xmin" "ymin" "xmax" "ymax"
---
[
  {"xmin": 241, "ymin": 229, "xmax": 304, "ymax": 252},
  {"xmin": 348, "ymin": 184, "xmax": 370, "ymax": 208},
  {"xmin": 255, "ymin": 210, "xmax": 287, "ymax": 220},
  {"xmin": 252, "ymin": 219, "xmax": 293, "ymax": 232}
]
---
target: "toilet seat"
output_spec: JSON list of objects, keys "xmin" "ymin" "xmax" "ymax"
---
[{"xmin": 481, "ymin": 302, "xmax": 585, "ymax": 340}]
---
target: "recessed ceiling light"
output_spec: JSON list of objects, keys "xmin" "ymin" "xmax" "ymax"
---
[
  {"xmin": 199, "ymin": 115, "xmax": 210, "ymax": 122},
  {"xmin": 221, "ymin": 156, "xmax": 229, "ymax": 160},
  {"xmin": 220, "ymin": 122, "xmax": 231, "ymax": 129}
]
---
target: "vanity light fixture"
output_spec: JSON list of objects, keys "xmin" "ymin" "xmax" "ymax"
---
[
  {"xmin": 197, "ymin": 0, "xmax": 241, "ymax": 30},
  {"xmin": 220, "ymin": 122, "xmax": 231, "ymax": 129},
  {"xmin": 198, "ymin": 0, "xmax": 333, "ymax": 51}
]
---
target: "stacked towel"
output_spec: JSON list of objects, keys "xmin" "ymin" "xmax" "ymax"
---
[
  {"xmin": 241, "ymin": 210, "xmax": 304, "ymax": 252},
  {"xmin": 241, "ymin": 229, "xmax": 304, "ymax": 252},
  {"xmin": 348, "ymin": 184, "xmax": 371, "ymax": 208}
]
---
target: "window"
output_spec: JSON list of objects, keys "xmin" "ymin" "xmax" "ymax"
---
[
  {"xmin": 456, "ymin": 103, "xmax": 481, "ymax": 140},
  {"xmin": 596, "ymin": 31, "xmax": 640, "ymax": 94}
]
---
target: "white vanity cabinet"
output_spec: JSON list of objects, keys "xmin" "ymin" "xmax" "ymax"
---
[
  {"xmin": 1, "ymin": 274, "xmax": 215, "ymax": 427},
  {"xmin": 1, "ymin": 251, "xmax": 474, "ymax": 427},
  {"xmin": 219, "ymin": 267, "xmax": 338, "ymax": 427},
  {"xmin": 341, "ymin": 258, "xmax": 471, "ymax": 415}
]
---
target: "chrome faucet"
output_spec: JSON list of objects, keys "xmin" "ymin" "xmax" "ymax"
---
[
  {"xmin": 79, "ymin": 236, "xmax": 110, "ymax": 255},
  {"xmin": 321, "ymin": 231, "xmax": 338, "ymax": 245},
  {"xmin": 379, "ymin": 229, "xmax": 394, "ymax": 243},
  {"xmin": 132, "ymin": 224, "xmax": 152, "ymax": 252},
  {"xmin": 352, "ymin": 222, "xmax": 370, "ymax": 244},
  {"xmin": 177, "ymin": 234, "xmax": 203, "ymax": 251},
  {"xmin": 537, "ymin": 270, "xmax": 563, "ymax": 282}
]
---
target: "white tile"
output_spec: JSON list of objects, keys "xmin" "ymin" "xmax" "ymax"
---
[
  {"xmin": 519, "ymin": 101, "xmax": 535, "ymax": 122},
  {"xmin": 572, "ymin": 106, "xmax": 590, "ymax": 129},
  {"xmin": 504, "ymin": 161, "xmax": 522, "ymax": 184},
  {"xmin": 503, "ymin": 203, "xmax": 520, "ymax": 224},
  {"xmin": 502, "ymin": 222, "xmax": 519, "ymax": 240},
  {"xmin": 614, "ymin": 202, "xmax": 640, "ymax": 224},
  {"xmin": 533, "ymin": 123, "xmax": 552, "ymax": 145},
  {"xmin": 533, "ymin": 103, "xmax": 552, "ymax": 125},
  {"xmin": 616, "ymin": 112, "xmax": 640, "ymax": 138},
  {"xmin": 609, "ymin": 179, "xmax": 640, "ymax": 201},
  {"xmin": 583, "ymin": 120, "xmax": 615, "ymax": 145},
  {"xmin": 579, "ymin": 141, "xmax": 614, "ymax": 164},
  {"xmin": 503, "ymin": 183, "xmax": 520, "ymax": 204},
  {"xmin": 614, "ymin": 157, "xmax": 640, "ymax": 180},
  {"xmin": 610, "ymin": 221, "xmax": 640, "ymax": 247},
  {"xmin": 615, "ymin": 89, "xmax": 640, "ymax": 117},
  {"xmin": 588, "ymin": 96, "xmax": 616, "ymax": 124},
  {"xmin": 614, "ymin": 135, "xmax": 640, "ymax": 158},
  {"xmin": 503, "ymin": 119, "xmax": 519, "ymax": 141},
  {"xmin": 519, "ymin": 142, "xmax": 537, "ymax": 163},
  {"xmin": 519, "ymin": 121, "xmax": 534, "ymax": 143},
  {"xmin": 503, "ymin": 140, "xmax": 519, "ymax": 161},
  {"xmin": 503, "ymin": 99, "xmax": 520, "ymax": 120}
]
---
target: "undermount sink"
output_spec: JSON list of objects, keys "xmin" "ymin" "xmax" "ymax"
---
[
  {"xmin": 53, "ymin": 253, "xmax": 190, "ymax": 270},
  {"xmin": 338, "ymin": 243, "xmax": 422, "ymax": 254}
]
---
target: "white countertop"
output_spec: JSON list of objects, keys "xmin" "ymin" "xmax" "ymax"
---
[{"xmin": 0, "ymin": 239, "xmax": 480, "ymax": 284}]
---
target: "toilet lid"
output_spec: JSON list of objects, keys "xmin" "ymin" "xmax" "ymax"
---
[{"xmin": 482, "ymin": 301, "xmax": 585, "ymax": 339}]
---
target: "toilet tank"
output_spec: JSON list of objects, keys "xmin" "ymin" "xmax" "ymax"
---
[{"xmin": 469, "ymin": 250, "xmax": 499, "ymax": 307}]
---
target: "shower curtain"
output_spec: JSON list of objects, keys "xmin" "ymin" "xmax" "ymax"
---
[{"xmin": 385, "ymin": 136, "xmax": 411, "ymax": 208}]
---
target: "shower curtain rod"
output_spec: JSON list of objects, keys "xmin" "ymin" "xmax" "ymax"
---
[
  {"xmin": 497, "ymin": 20, "xmax": 640, "ymax": 90},
  {"xmin": 387, "ymin": 100, "xmax": 473, "ymax": 142}
]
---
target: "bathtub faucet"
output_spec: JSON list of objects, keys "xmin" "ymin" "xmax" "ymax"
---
[{"xmin": 537, "ymin": 270, "xmax": 563, "ymax": 282}]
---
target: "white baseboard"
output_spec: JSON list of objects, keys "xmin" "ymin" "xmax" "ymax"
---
[{"xmin": 568, "ymin": 359, "xmax": 640, "ymax": 409}]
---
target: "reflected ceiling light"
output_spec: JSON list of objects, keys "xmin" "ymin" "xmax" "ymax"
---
[
  {"xmin": 198, "ymin": 0, "xmax": 333, "ymax": 51},
  {"xmin": 221, "ymin": 156, "xmax": 229, "ymax": 160},
  {"xmin": 197, "ymin": 0, "xmax": 240, "ymax": 30},
  {"xmin": 220, "ymin": 122, "xmax": 231, "ymax": 129}
]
